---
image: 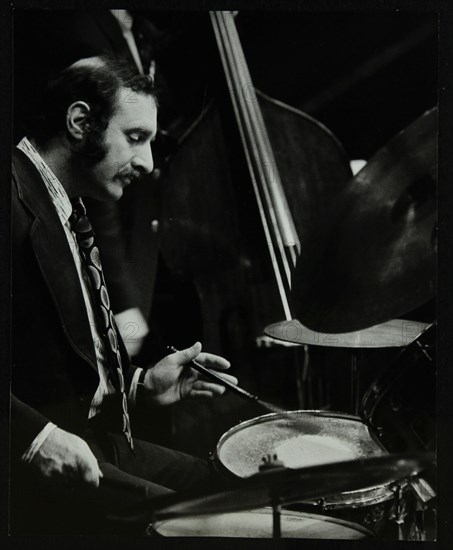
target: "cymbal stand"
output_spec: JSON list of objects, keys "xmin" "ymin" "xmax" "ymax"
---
[
  {"xmin": 259, "ymin": 454, "xmax": 286, "ymax": 538},
  {"xmin": 295, "ymin": 344, "xmax": 311, "ymax": 409},
  {"xmin": 409, "ymin": 476, "xmax": 437, "ymax": 540},
  {"xmin": 350, "ymin": 349, "xmax": 364, "ymax": 415},
  {"xmin": 394, "ymin": 482, "xmax": 408, "ymax": 540},
  {"xmin": 271, "ymin": 498, "xmax": 282, "ymax": 539}
]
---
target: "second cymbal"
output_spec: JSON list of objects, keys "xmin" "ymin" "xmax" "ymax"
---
[
  {"xmin": 264, "ymin": 318, "xmax": 431, "ymax": 348},
  {"xmin": 292, "ymin": 108, "xmax": 437, "ymax": 333}
]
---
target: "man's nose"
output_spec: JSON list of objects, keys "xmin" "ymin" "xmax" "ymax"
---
[{"xmin": 134, "ymin": 144, "xmax": 154, "ymax": 175}]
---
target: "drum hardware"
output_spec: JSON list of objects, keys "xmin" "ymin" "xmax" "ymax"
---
[
  {"xmin": 149, "ymin": 453, "xmax": 433, "ymax": 539},
  {"xmin": 407, "ymin": 476, "xmax": 437, "ymax": 541},
  {"xmin": 150, "ymin": 508, "xmax": 374, "ymax": 538},
  {"xmin": 272, "ymin": 502, "xmax": 282, "ymax": 539},
  {"xmin": 390, "ymin": 482, "xmax": 408, "ymax": 540},
  {"xmin": 258, "ymin": 454, "xmax": 286, "ymax": 538},
  {"xmin": 384, "ymin": 476, "xmax": 437, "ymax": 541},
  {"xmin": 350, "ymin": 350, "xmax": 361, "ymax": 415},
  {"xmin": 152, "ymin": 453, "xmax": 433, "ymax": 518},
  {"xmin": 215, "ymin": 410, "xmax": 392, "ymax": 480},
  {"xmin": 265, "ymin": 318, "xmax": 431, "ymax": 414},
  {"xmin": 409, "ymin": 476, "xmax": 436, "ymax": 506},
  {"xmin": 412, "ymin": 502, "xmax": 436, "ymax": 542},
  {"xmin": 415, "ymin": 339, "xmax": 434, "ymax": 361},
  {"xmin": 413, "ymin": 508, "xmax": 427, "ymax": 541},
  {"xmin": 299, "ymin": 344, "xmax": 311, "ymax": 408},
  {"xmin": 259, "ymin": 453, "xmax": 285, "ymax": 472},
  {"xmin": 255, "ymin": 336, "xmax": 311, "ymax": 409},
  {"xmin": 242, "ymin": 109, "xmax": 437, "ymax": 538},
  {"xmin": 213, "ymin": 371, "xmax": 436, "ymax": 540}
]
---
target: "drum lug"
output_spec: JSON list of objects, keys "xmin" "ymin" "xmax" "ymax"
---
[
  {"xmin": 316, "ymin": 497, "xmax": 326, "ymax": 509},
  {"xmin": 363, "ymin": 503, "xmax": 385, "ymax": 528},
  {"xmin": 389, "ymin": 483, "xmax": 408, "ymax": 540},
  {"xmin": 259, "ymin": 454, "xmax": 285, "ymax": 472}
]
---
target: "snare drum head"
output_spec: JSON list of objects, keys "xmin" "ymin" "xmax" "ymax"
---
[
  {"xmin": 153, "ymin": 509, "xmax": 373, "ymax": 539},
  {"xmin": 216, "ymin": 411, "xmax": 386, "ymax": 478}
]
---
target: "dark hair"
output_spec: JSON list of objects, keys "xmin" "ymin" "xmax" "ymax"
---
[{"xmin": 27, "ymin": 56, "xmax": 157, "ymax": 150}]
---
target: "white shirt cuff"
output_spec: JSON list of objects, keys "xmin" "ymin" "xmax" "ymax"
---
[
  {"xmin": 128, "ymin": 367, "xmax": 144, "ymax": 407},
  {"xmin": 21, "ymin": 422, "xmax": 58, "ymax": 463}
]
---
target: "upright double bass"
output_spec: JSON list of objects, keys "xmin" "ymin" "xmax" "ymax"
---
[{"xmin": 158, "ymin": 11, "xmax": 352, "ymax": 451}]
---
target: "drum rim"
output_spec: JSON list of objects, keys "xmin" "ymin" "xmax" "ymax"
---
[
  {"xmin": 214, "ymin": 409, "xmax": 386, "ymax": 479},
  {"xmin": 216, "ymin": 410, "xmax": 363, "ymax": 455},
  {"xmin": 304, "ymin": 481, "xmax": 401, "ymax": 509},
  {"xmin": 152, "ymin": 507, "xmax": 375, "ymax": 538}
]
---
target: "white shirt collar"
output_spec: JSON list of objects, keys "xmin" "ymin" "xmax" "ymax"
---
[{"xmin": 17, "ymin": 137, "xmax": 73, "ymax": 226}]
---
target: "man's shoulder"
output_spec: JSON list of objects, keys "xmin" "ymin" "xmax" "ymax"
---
[
  {"xmin": 12, "ymin": 148, "xmax": 30, "ymax": 210},
  {"xmin": 12, "ymin": 147, "xmax": 38, "ymax": 193},
  {"xmin": 12, "ymin": 147, "xmax": 50, "ymax": 207},
  {"xmin": 11, "ymin": 148, "xmax": 48, "ymax": 240}
]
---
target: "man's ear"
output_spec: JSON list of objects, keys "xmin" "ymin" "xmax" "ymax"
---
[{"xmin": 66, "ymin": 101, "xmax": 91, "ymax": 140}]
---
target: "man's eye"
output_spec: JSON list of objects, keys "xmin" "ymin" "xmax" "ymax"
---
[{"xmin": 128, "ymin": 134, "xmax": 141, "ymax": 143}]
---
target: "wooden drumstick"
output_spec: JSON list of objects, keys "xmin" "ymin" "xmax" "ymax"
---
[{"xmin": 168, "ymin": 346, "xmax": 285, "ymax": 414}]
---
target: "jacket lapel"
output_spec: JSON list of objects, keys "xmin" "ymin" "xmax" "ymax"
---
[{"xmin": 12, "ymin": 148, "xmax": 98, "ymax": 371}]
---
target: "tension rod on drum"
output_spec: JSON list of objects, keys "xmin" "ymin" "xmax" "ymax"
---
[
  {"xmin": 168, "ymin": 346, "xmax": 285, "ymax": 414},
  {"xmin": 259, "ymin": 454, "xmax": 286, "ymax": 538},
  {"xmin": 272, "ymin": 500, "xmax": 282, "ymax": 539}
]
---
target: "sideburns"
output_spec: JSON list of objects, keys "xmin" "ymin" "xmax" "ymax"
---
[{"xmin": 75, "ymin": 124, "xmax": 109, "ymax": 168}]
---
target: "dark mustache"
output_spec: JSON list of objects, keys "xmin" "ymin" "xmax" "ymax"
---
[{"xmin": 117, "ymin": 168, "xmax": 143, "ymax": 181}]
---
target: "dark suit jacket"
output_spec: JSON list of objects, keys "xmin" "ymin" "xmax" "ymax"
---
[
  {"xmin": 11, "ymin": 148, "xmax": 137, "ymax": 460},
  {"xmin": 62, "ymin": 11, "xmax": 161, "ymax": 317},
  {"xmin": 14, "ymin": 10, "xmax": 164, "ymax": 319}
]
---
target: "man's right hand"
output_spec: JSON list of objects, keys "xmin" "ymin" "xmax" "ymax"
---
[{"xmin": 30, "ymin": 427, "xmax": 102, "ymax": 488}]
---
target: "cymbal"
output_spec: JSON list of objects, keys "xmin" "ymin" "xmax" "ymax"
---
[
  {"xmin": 264, "ymin": 319, "xmax": 431, "ymax": 348},
  {"xmin": 152, "ymin": 452, "xmax": 434, "ymax": 519},
  {"xmin": 292, "ymin": 108, "xmax": 437, "ymax": 333}
]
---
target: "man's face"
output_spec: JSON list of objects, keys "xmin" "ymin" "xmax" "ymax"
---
[{"xmin": 80, "ymin": 88, "xmax": 157, "ymax": 201}]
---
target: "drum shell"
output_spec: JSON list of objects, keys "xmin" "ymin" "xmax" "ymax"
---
[
  {"xmin": 213, "ymin": 410, "xmax": 403, "ymax": 536},
  {"xmin": 213, "ymin": 322, "xmax": 436, "ymax": 538},
  {"xmin": 290, "ymin": 484, "xmax": 414, "ymax": 539},
  {"xmin": 150, "ymin": 508, "xmax": 374, "ymax": 538}
]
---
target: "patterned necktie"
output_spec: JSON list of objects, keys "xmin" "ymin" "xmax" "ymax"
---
[{"xmin": 69, "ymin": 197, "xmax": 134, "ymax": 451}]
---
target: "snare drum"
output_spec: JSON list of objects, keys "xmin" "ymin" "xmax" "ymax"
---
[
  {"xmin": 214, "ymin": 411, "xmax": 402, "ymax": 535},
  {"xmin": 151, "ymin": 508, "xmax": 373, "ymax": 539},
  {"xmin": 212, "ymin": 325, "xmax": 435, "ymax": 538}
]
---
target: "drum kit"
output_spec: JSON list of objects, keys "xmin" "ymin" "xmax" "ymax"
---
[
  {"xmin": 149, "ymin": 108, "xmax": 437, "ymax": 539},
  {"xmin": 149, "ymin": 453, "xmax": 434, "ymax": 539}
]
